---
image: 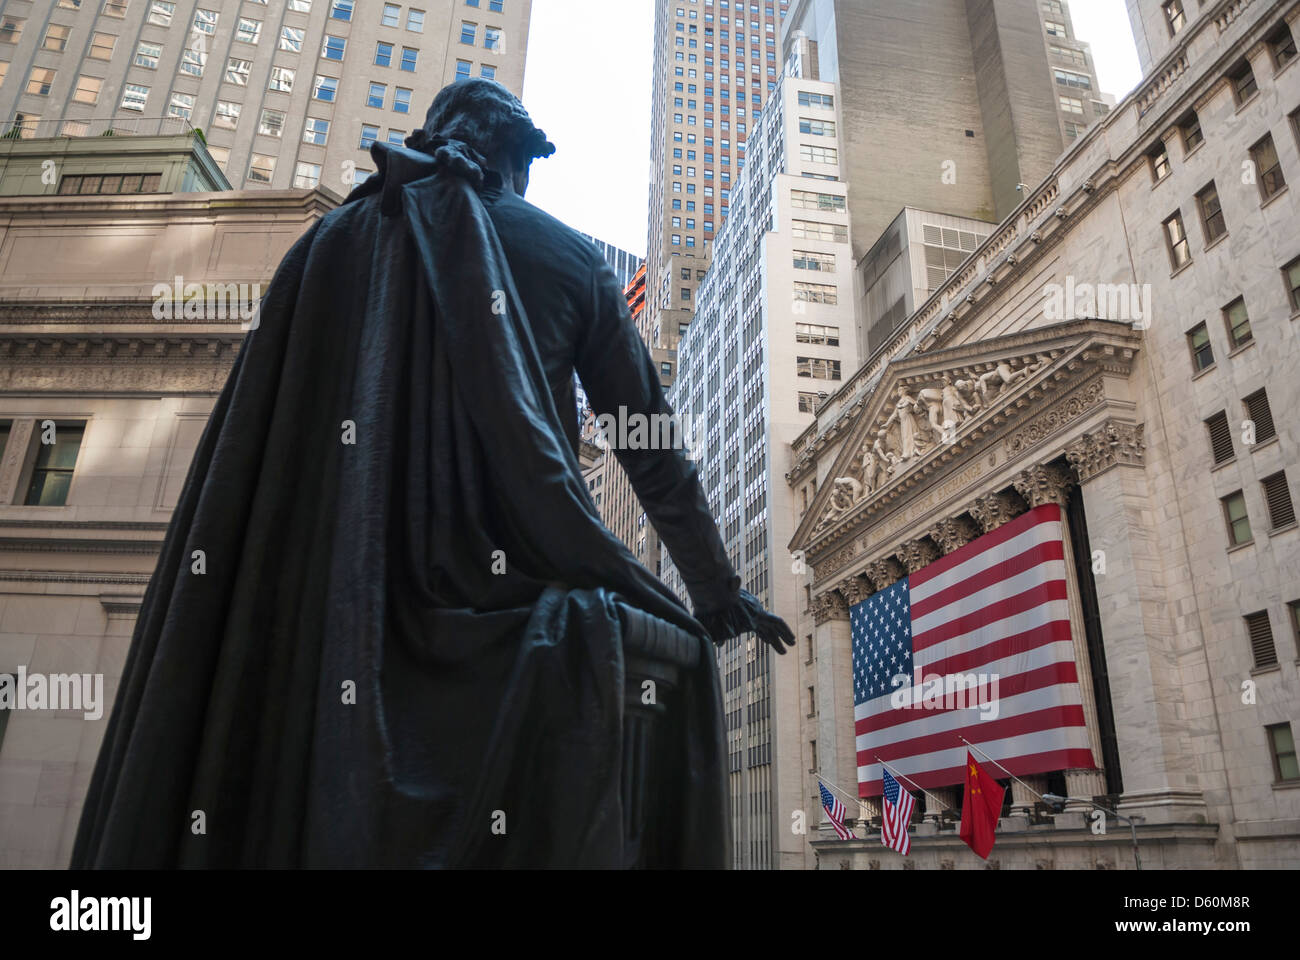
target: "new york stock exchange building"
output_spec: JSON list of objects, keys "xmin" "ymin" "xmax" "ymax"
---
[{"xmin": 786, "ymin": 1, "xmax": 1299, "ymax": 870}]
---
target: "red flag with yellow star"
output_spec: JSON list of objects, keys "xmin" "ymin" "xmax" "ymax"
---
[{"xmin": 959, "ymin": 751, "xmax": 1005, "ymax": 859}]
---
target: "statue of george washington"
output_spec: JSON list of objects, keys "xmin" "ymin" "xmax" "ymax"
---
[{"xmin": 71, "ymin": 79, "xmax": 793, "ymax": 868}]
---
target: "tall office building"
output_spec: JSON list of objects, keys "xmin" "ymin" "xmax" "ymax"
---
[
  {"xmin": 0, "ymin": 0, "xmax": 532, "ymax": 196},
  {"xmin": 577, "ymin": 232, "xmax": 642, "ymax": 289}
]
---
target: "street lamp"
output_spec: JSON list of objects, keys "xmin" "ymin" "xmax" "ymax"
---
[{"xmin": 1042, "ymin": 793, "xmax": 1142, "ymax": 871}]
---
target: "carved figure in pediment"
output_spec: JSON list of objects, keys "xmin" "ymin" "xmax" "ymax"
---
[
  {"xmin": 941, "ymin": 375, "xmax": 977, "ymax": 427},
  {"xmin": 975, "ymin": 359, "xmax": 1031, "ymax": 404},
  {"xmin": 816, "ymin": 476, "xmax": 864, "ymax": 531},
  {"xmin": 884, "ymin": 386, "xmax": 930, "ymax": 461},
  {"xmin": 954, "ymin": 377, "xmax": 983, "ymax": 412}
]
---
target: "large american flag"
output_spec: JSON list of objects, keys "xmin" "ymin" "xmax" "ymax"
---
[
  {"xmin": 819, "ymin": 781, "xmax": 857, "ymax": 840},
  {"xmin": 852, "ymin": 503, "xmax": 1095, "ymax": 797},
  {"xmin": 880, "ymin": 768, "xmax": 915, "ymax": 855}
]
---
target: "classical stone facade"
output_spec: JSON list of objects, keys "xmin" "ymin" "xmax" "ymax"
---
[
  {"xmin": 0, "ymin": 136, "xmax": 333, "ymax": 867},
  {"xmin": 787, "ymin": 0, "xmax": 1300, "ymax": 869}
]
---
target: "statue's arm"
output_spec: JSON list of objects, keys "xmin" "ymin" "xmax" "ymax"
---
[{"xmin": 574, "ymin": 260, "xmax": 740, "ymax": 615}]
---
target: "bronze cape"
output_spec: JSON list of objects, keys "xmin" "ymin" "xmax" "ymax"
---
[{"xmin": 71, "ymin": 141, "xmax": 743, "ymax": 867}]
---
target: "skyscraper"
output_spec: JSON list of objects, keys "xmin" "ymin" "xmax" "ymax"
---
[{"xmin": 0, "ymin": 0, "xmax": 533, "ymax": 196}]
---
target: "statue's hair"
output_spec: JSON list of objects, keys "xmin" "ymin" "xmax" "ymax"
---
[{"xmin": 406, "ymin": 79, "xmax": 555, "ymax": 172}]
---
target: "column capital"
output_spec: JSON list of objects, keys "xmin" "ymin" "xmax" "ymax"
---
[
  {"xmin": 1013, "ymin": 462, "xmax": 1075, "ymax": 509},
  {"xmin": 1064, "ymin": 420, "xmax": 1146, "ymax": 484},
  {"xmin": 838, "ymin": 574, "xmax": 874, "ymax": 607},
  {"xmin": 969, "ymin": 489, "xmax": 1027, "ymax": 533},
  {"xmin": 929, "ymin": 515, "xmax": 979, "ymax": 555},
  {"xmin": 897, "ymin": 538, "xmax": 940, "ymax": 574},
  {"xmin": 865, "ymin": 556, "xmax": 906, "ymax": 592},
  {"xmin": 812, "ymin": 589, "xmax": 850, "ymax": 624}
]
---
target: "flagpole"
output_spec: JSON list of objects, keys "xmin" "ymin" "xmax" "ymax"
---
[
  {"xmin": 958, "ymin": 736, "xmax": 1048, "ymax": 802},
  {"xmin": 872, "ymin": 755, "xmax": 952, "ymax": 811},
  {"xmin": 813, "ymin": 770, "xmax": 863, "ymax": 811}
]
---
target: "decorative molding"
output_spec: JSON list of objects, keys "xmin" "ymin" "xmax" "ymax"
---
[
  {"xmin": 99, "ymin": 594, "xmax": 145, "ymax": 617},
  {"xmin": 838, "ymin": 575, "xmax": 873, "ymax": 606},
  {"xmin": 930, "ymin": 515, "xmax": 979, "ymax": 555},
  {"xmin": 0, "ymin": 569, "xmax": 152, "ymax": 585},
  {"xmin": 1064, "ymin": 420, "xmax": 1146, "ymax": 483},
  {"xmin": 812, "ymin": 589, "xmax": 849, "ymax": 625},
  {"xmin": 1013, "ymin": 462, "xmax": 1076, "ymax": 509},
  {"xmin": 1003, "ymin": 377, "xmax": 1105, "ymax": 461},
  {"xmin": 0, "ymin": 336, "xmax": 242, "ymax": 364},
  {"xmin": 970, "ymin": 490, "xmax": 1027, "ymax": 534},
  {"xmin": 818, "ymin": 540, "xmax": 857, "ymax": 578},
  {"xmin": 865, "ymin": 556, "xmax": 905, "ymax": 592}
]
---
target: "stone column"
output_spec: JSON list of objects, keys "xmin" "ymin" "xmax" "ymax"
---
[
  {"xmin": 929, "ymin": 515, "xmax": 979, "ymax": 555},
  {"xmin": 0, "ymin": 417, "xmax": 34, "ymax": 503},
  {"xmin": 1064, "ymin": 422, "xmax": 1208, "ymax": 825},
  {"xmin": 969, "ymin": 489, "xmax": 1027, "ymax": 534},
  {"xmin": 811, "ymin": 587, "xmax": 855, "ymax": 837},
  {"xmin": 1013, "ymin": 463, "xmax": 1108, "ymax": 806},
  {"xmin": 1010, "ymin": 775, "xmax": 1047, "ymax": 818}
]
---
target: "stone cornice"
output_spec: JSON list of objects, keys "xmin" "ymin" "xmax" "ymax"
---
[
  {"xmin": 0, "ymin": 301, "xmax": 262, "ymax": 324},
  {"xmin": 0, "ymin": 335, "xmax": 242, "ymax": 363},
  {"xmin": 0, "ymin": 569, "xmax": 153, "ymax": 585},
  {"xmin": 1064, "ymin": 420, "xmax": 1147, "ymax": 483}
]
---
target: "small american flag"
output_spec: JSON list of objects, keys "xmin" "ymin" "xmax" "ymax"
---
[
  {"xmin": 880, "ymin": 768, "xmax": 915, "ymax": 855},
  {"xmin": 819, "ymin": 780, "xmax": 857, "ymax": 840}
]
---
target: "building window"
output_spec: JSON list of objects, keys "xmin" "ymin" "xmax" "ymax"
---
[
  {"xmin": 793, "ymin": 250, "xmax": 835, "ymax": 272},
  {"xmin": 792, "ymin": 219, "xmax": 847, "ymax": 242},
  {"xmin": 661, "ymin": 362, "xmax": 673, "ymax": 377},
  {"xmin": 484, "ymin": 27, "xmax": 501, "ymax": 50},
  {"xmin": 1262, "ymin": 471, "xmax": 1296, "ymax": 530},
  {"xmin": 367, "ymin": 82, "xmax": 386, "ymax": 108},
  {"xmin": 238, "ymin": 17, "xmax": 262, "ymax": 43},
  {"xmin": 385, "ymin": 129, "xmax": 404, "ymax": 145},
  {"xmin": 455, "ymin": 59, "xmax": 472, "ymax": 81},
  {"xmin": 400, "ymin": 47, "xmax": 417, "ymax": 71},
  {"xmin": 793, "ymin": 281, "xmax": 837, "ymax": 305},
  {"xmin": 57, "ymin": 172, "xmax": 162, "ymax": 195},
  {"xmin": 89, "ymin": 32, "xmax": 116, "ymax": 59},
  {"xmin": 382, "ymin": 3, "xmax": 400, "ymax": 27},
  {"xmin": 1267, "ymin": 21, "xmax": 1298, "ymax": 69},
  {"xmin": 1149, "ymin": 142, "xmax": 1171, "ymax": 182},
  {"xmin": 288, "ymin": 0, "xmax": 310, "ymax": 10},
  {"xmin": 1246, "ymin": 612, "xmax": 1278, "ymax": 668},
  {"xmin": 269, "ymin": 66, "xmax": 295, "ymax": 93},
  {"xmin": 480, "ymin": 64, "xmax": 495, "ymax": 79},
  {"xmin": 323, "ymin": 35, "xmax": 346, "ymax": 60},
  {"xmin": 102, "ymin": 0, "xmax": 127, "ymax": 16},
  {"xmin": 0, "ymin": 16, "xmax": 24, "ymax": 44},
  {"xmin": 331, "ymin": 0, "xmax": 354, "ymax": 21},
  {"xmin": 1267, "ymin": 723, "xmax": 1300, "ymax": 782},
  {"xmin": 1221, "ymin": 490, "xmax": 1252, "ymax": 546},
  {"xmin": 121, "ymin": 83, "xmax": 149, "ymax": 111},
  {"xmin": 360, "ymin": 124, "xmax": 379, "ymax": 149},
  {"xmin": 280, "ymin": 26, "xmax": 305, "ymax": 52},
  {"xmin": 489, "ymin": 0, "xmax": 503, "ymax": 10},
  {"xmin": 24, "ymin": 423, "xmax": 85, "ymax": 505},
  {"xmin": 1161, "ymin": 0, "xmax": 1185, "ymax": 35},
  {"xmin": 258, "ymin": 107, "xmax": 285, "ymax": 138},
  {"xmin": 394, "ymin": 88, "xmax": 412, "ymax": 113},
  {"xmin": 1229, "ymin": 59, "xmax": 1258, "ymax": 105},
  {"xmin": 1164, "ymin": 211, "xmax": 1191, "ymax": 269},
  {"xmin": 214, "ymin": 100, "xmax": 240, "ymax": 129},
  {"xmin": 461, "ymin": 21, "xmax": 477, "ymax": 44},
  {"xmin": 1222, "ymin": 297, "xmax": 1252, "ymax": 349},
  {"xmin": 1044, "ymin": 19, "xmax": 1066, "ymax": 37},
  {"xmin": 796, "ymin": 357, "xmax": 841, "ymax": 381},
  {"xmin": 43, "ymin": 23, "xmax": 71, "ymax": 52},
  {"xmin": 790, "ymin": 189, "xmax": 845, "ymax": 211},
  {"xmin": 313, "ymin": 75, "xmax": 338, "ymax": 101},
  {"xmin": 135, "ymin": 42, "xmax": 161, "ymax": 69},
  {"xmin": 1244, "ymin": 388, "xmax": 1276, "ymax": 443},
  {"xmin": 148, "ymin": 0, "xmax": 175, "ymax": 26},
  {"xmin": 376, "ymin": 41, "xmax": 394, "ymax": 66},
  {"xmin": 1250, "ymin": 134, "xmax": 1286, "ymax": 201},
  {"xmin": 1283, "ymin": 256, "xmax": 1300, "ymax": 313},
  {"xmin": 294, "ymin": 161, "xmax": 321, "ymax": 189},
  {"xmin": 180, "ymin": 47, "xmax": 206, "ymax": 77},
  {"xmin": 193, "ymin": 8, "xmax": 217, "ymax": 34},
  {"xmin": 407, "ymin": 9, "xmax": 424, "ymax": 32},
  {"xmin": 796, "ymin": 322, "xmax": 839, "ymax": 346},
  {"xmin": 797, "ymin": 392, "xmax": 820, "ymax": 413},
  {"xmin": 248, "ymin": 154, "xmax": 275, "ymax": 184},
  {"xmin": 799, "ymin": 118, "xmax": 835, "ymax": 136},
  {"xmin": 1058, "ymin": 94, "xmax": 1084, "ymax": 115},
  {"xmin": 72, "ymin": 75, "xmax": 102, "ymax": 105},
  {"xmin": 1205, "ymin": 411, "xmax": 1234, "ymax": 465},
  {"xmin": 303, "ymin": 116, "xmax": 329, "ymax": 145},
  {"xmin": 226, "ymin": 58, "xmax": 252, "ymax": 86},
  {"xmin": 1179, "ymin": 111, "xmax": 1203, "ymax": 152},
  {"xmin": 800, "ymin": 144, "xmax": 837, "ymax": 164},
  {"xmin": 1054, "ymin": 68, "xmax": 1091, "ymax": 90},
  {"xmin": 168, "ymin": 92, "xmax": 195, "ymax": 120}
]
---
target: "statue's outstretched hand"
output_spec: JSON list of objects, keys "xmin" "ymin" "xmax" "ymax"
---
[{"xmin": 696, "ymin": 588, "xmax": 797, "ymax": 655}]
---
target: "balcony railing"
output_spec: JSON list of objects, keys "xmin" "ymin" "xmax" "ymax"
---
[{"xmin": 0, "ymin": 115, "xmax": 196, "ymax": 141}]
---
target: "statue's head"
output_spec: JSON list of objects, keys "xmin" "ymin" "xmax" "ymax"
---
[{"xmin": 407, "ymin": 79, "xmax": 556, "ymax": 195}]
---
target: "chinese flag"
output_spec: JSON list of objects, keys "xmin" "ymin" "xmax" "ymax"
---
[{"xmin": 959, "ymin": 751, "xmax": 1005, "ymax": 860}]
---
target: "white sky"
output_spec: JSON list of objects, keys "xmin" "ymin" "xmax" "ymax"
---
[{"xmin": 520, "ymin": 0, "xmax": 1143, "ymax": 259}]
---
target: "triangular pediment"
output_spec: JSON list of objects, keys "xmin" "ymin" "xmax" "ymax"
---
[{"xmin": 790, "ymin": 319, "xmax": 1140, "ymax": 556}]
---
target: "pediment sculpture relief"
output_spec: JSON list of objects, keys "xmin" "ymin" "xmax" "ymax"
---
[{"xmin": 813, "ymin": 353, "xmax": 1051, "ymax": 533}]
